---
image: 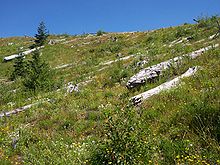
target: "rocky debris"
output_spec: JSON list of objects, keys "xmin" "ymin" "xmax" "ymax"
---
[
  {"xmin": 66, "ymin": 82, "xmax": 79, "ymax": 93},
  {"xmin": 116, "ymin": 53, "xmax": 122, "ymax": 58},
  {"xmin": 136, "ymin": 59, "xmax": 148, "ymax": 68},
  {"xmin": 7, "ymin": 42, "xmax": 14, "ymax": 46},
  {"xmin": 131, "ymin": 66, "xmax": 199, "ymax": 105},
  {"xmin": 111, "ymin": 36, "xmax": 118, "ymax": 42},
  {"xmin": 3, "ymin": 46, "xmax": 44, "ymax": 62},
  {"xmin": 127, "ymin": 44, "xmax": 219, "ymax": 89}
]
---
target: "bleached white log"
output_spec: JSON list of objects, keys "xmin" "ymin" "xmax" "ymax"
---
[
  {"xmin": 3, "ymin": 46, "xmax": 44, "ymax": 62},
  {"xmin": 54, "ymin": 63, "xmax": 73, "ymax": 69},
  {"xmin": 168, "ymin": 37, "xmax": 188, "ymax": 47},
  {"xmin": 131, "ymin": 66, "xmax": 199, "ymax": 105},
  {"xmin": 127, "ymin": 44, "xmax": 219, "ymax": 89},
  {"xmin": 209, "ymin": 33, "xmax": 219, "ymax": 40},
  {"xmin": 3, "ymin": 54, "xmax": 23, "ymax": 61},
  {"xmin": 21, "ymin": 46, "xmax": 44, "ymax": 55},
  {"xmin": 0, "ymin": 99, "xmax": 47, "ymax": 118},
  {"xmin": 100, "ymin": 54, "xmax": 135, "ymax": 66},
  {"xmin": 48, "ymin": 39, "xmax": 66, "ymax": 45}
]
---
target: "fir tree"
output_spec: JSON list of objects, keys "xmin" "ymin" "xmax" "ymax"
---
[
  {"xmin": 33, "ymin": 21, "xmax": 49, "ymax": 47},
  {"xmin": 10, "ymin": 56, "xmax": 27, "ymax": 80},
  {"xmin": 23, "ymin": 50, "xmax": 54, "ymax": 92}
]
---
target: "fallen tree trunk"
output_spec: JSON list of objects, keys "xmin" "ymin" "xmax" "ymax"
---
[
  {"xmin": 54, "ymin": 63, "xmax": 74, "ymax": 69},
  {"xmin": 126, "ymin": 44, "xmax": 218, "ymax": 89},
  {"xmin": 130, "ymin": 66, "xmax": 199, "ymax": 105},
  {"xmin": 100, "ymin": 54, "xmax": 135, "ymax": 66},
  {"xmin": 3, "ymin": 46, "xmax": 44, "ymax": 62},
  {"xmin": 0, "ymin": 99, "xmax": 47, "ymax": 118}
]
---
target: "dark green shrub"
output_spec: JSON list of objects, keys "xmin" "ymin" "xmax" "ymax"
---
[
  {"xmin": 175, "ymin": 27, "xmax": 193, "ymax": 38},
  {"xmin": 10, "ymin": 56, "xmax": 28, "ymax": 80},
  {"xmin": 30, "ymin": 21, "xmax": 49, "ymax": 48},
  {"xmin": 104, "ymin": 62, "xmax": 130, "ymax": 87},
  {"xmin": 23, "ymin": 50, "xmax": 55, "ymax": 93},
  {"xmin": 195, "ymin": 15, "xmax": 219, "ymax": 29},
  {"xmin": 97, "ymin": 30, "xmax": 106, "ymax": 36},
  {"xmin": 90, "ymin": 107, "xmax": 152, "ymax": 164}
]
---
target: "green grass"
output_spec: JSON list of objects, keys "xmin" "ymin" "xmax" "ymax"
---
[{"xmin": 0, "ymin": 16, "xmax": 220, "ymax": 164}]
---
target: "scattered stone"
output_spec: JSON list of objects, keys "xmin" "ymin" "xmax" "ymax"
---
[
  {"xmin": 136, "ymin": 59, "xmax": 148, "ymax": 68},
  {"xmin": 111, "ymin": 36, "xmax": 118, "ymax": 42},
  {"xmin": 7, "ymin": 42, "xmax": 14, "ymax": 46},
  {"xmin": 66, "ymin": 82, "xmax": 79, "ymax": 93},
  {"xmin": 116, "ymin": 53, "xmax": 122, "ymax": 58}
]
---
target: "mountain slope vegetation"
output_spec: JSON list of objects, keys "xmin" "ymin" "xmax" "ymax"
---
[{"xmin": 0, "ymin": 16, "xmax": 220, "ymax": 164}]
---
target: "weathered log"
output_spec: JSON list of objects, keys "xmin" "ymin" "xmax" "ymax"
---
[
  {"xmin": 0, "ymin": 99, "xmax": 47, "ymax": 118},
  {"xmin": 126, "ymin": 44, "xmax": 219, "ymax": 89},
  {"xmin": 100, "ymin": 54, "xmax": 135, "ymax": 66},
  {"xmin": 131, "ymin": 66, "xmax": 199, "ymax": 105},
  {"xmin": 48, "ymin": 39, "xmax": 66, "ymax": 45},
  {"xmin": 54, "ymin": 63, "xmax": 73, "ymax": 69},
  {"xmin": 3, "ymin": 46, "xmax": 44, "ymax": 62}
]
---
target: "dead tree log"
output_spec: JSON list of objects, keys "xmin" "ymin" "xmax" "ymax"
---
[
  {"xmin": 126, "ymin": 44, "xmax": 218, "ymax": 89},
  {"xmin": 3, "ymin": 46, "xmax": 44, "ymax": 62},
  {"xmin": 130, "ymin": 66, "xmax": 199, "ymax": 105},
  {"xmin": 0, "ymin": 99, "xmax": 48, "ymax": 118}
]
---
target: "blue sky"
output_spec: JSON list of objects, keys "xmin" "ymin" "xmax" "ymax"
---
[{"xmin": 0, "ymin": 0, "xmax": 219, "ymax": 37}]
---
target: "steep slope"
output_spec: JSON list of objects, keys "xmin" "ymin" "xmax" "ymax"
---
[{"xmin": 0, "ymin": 16, "xmax": 220, "ymax": 164}]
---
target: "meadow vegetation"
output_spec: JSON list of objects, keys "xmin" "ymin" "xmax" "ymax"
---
[{"xmin": 0, "ymin": 16, "xmax": 220, "ymax": 164}]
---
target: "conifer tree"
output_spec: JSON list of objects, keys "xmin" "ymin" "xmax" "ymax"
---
[
  {"xmin": 10, "ymin": 56, "xmax": 27, "ymax": 80},
  {"xmin": 23, "ymin": 50, "xmax": 54, "ymax": 92},
  {"xmin": 33, "ymin": 21, "xmax": 49, "ymax": 47}
]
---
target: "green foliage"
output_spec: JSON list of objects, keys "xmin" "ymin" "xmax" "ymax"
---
[
  {"xmin": 90, "ymin": 107, "xmax": 152, "ymax": 164},
  {"xmin": 32, "ymin": 21, "xmax": 49, "ymax": 48},
  {"xmin": 97, "ymin": 30, "xmax": 106, "ymax": 36},
  {"xmin": 104, "ymin": 61, "xmax": 130, "ymax": 87},
  {"xmin": 195, "ymin": 15, "xmax": 219, "ymax": 29},
  {"xmin": 172, "ymin": 90, "xmax": 220, "ymax": 142},
  {"xmin": 1, "ymin": 15, "xmax": 220, "ymax": 164},
  {"xmin": 175, "ymin": 27, "xmax": 194, "ymax": 38},
  {"xmin": 10, "ymin": 56, "xmax": 27, "ymax": 80},
  {"xmin": 23, "ymin": 50, "xmax": 55, "ymax": 92}
]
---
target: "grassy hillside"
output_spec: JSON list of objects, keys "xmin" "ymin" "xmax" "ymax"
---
[{"xmin": 0, "ymin": 16, "xmax": 220, "ymax": 164}]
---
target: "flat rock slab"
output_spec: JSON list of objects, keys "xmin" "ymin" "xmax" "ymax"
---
[
  {"xmin": 126, "ymin": 44, "xmax": 219, "ymax": 89},
  {"xmin": 131, "ymin": 66, "xmax": 199, "ymax": 105}
]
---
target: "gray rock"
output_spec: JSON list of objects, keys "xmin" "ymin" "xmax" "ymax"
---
[{"xmin": 66, "ymin": 82, "xmax": 79, "ymax": 93}]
